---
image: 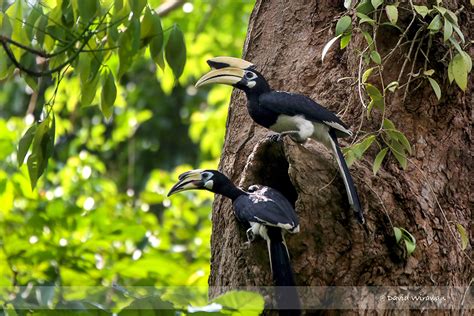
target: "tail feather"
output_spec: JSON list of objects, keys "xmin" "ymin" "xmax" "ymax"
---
[
  {"xmin": 266, "ymin": 227, "xmax": 301, "ymax": 315},
  {"xmin": 328, "ymin": 131, "xmax": 365, "ymax": 224}
]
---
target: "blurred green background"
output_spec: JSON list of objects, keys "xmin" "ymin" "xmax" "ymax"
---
[{"xmin": 0, "ymin": 0, "xmax": 255, "ymax": 311}]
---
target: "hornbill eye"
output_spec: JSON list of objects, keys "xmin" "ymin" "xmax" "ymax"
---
[{"xmin": 245, "ymin": 71, "xmax": 255, "ymax": 79}]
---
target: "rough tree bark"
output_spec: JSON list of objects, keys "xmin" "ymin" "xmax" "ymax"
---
[{"xmin": 208, "ymin": 0, "xmax": 472, "ymax": 312}]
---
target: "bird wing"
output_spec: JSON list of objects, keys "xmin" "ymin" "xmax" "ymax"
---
[
  {"xmin": 233, "ymin": 186, "xmax": 299, "ymax": 232},
  {"xmin": 259, "ymin": 91, "xmax": 351, "ymax": 137}
]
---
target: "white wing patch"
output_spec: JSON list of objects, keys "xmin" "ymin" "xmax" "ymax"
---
[{"xmin": 253, "ymin": 216, "xmax": 296, "ymax": 232}]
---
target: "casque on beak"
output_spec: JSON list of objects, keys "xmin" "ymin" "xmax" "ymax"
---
[
  {"xmin": 168, "ymin": 170, "xmax": 205, "ymax": 196},
  {"xmin": 207, "ymin": 56, "xmax": 254, "ymax": 70},
  {"xmin": 195, "ymin": 67, "xmax": 245, "ymax": 88}
]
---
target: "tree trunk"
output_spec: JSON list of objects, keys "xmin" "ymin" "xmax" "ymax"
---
[{"xmin": 209, "ymin": 0, "xmax": 472, "ymax": 312}]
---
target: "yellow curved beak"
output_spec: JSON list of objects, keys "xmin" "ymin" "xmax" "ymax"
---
[
  {"xmin": 195, "ymin": 67, "xmax": 245, "ymax": 88},
  {"xmin": 168, "ymin": 170, "xmax": 204, "ymax": 196},
  {"xmin": 207, "ymin": 56, "xmax": 254, "ymax": 70}
]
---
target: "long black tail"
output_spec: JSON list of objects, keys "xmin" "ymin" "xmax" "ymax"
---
[
  {"xmin": 266, "ymin": 227, "xmax": 301, "ymax": 315},
  {"xmin": 328, "ymin": 130, "xmax": 365, "ymax": 224}
]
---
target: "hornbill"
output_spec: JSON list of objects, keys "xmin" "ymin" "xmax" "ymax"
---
[
  {"xmin": 195, "ymin": 57, "xmax": 365, "ymax": 224},
  {"xmin": 168, "ymin": 169, "xmax": 301, "ymax": 313}
]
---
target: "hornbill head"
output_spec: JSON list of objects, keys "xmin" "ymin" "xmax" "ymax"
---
[
  {"xmin": 168, "ymin": 169, "xmax": 218, "ymax": 196},
  {"xmin": 195, "ymin": 57, "xmax": 270, "ymax": 93}
]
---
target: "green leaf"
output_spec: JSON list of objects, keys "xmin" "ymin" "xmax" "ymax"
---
[
  {"xmin": 460, "ymin": 51, "xmax": 472, "ymax": 72},
  {"xmin": 362, "ymin": 67, "xmax": 375, "ymax": 83},
  {"xmin": 356, "ymin": 0, "xmax": 375, "ymax": 15},
  {"xmin": 18, "ymin": 123, "xmax": 38, "ymax": 167},
  {"xmin": 81, "ymin": 73, "xmax": 100, "ymax": 107},
  {"xmin": 393, "ymin": 227, "xmax": 402, "ymax": 243},
  {"xmin": 165, "ymin": 24, "xmax": 186, "ymax": 79},
  {"xmin": 361, "ymin": 30, "xmax": 374, "ymax": 48},
  {"xmin": 27, "ymin": 117, "xmax": 53, "ymax": 190},
  {"xmin": 452, "ymin": 24, "xmax": 465, "ymax": 43},
  {"xmin": 390, "ymin": 140, "xmax": 407, "ymax": 169},
  {"xmin": 340, "ymin": 32, "xmax": 352, "ymax": 49},
  {"xmin": 404, "ymin": 239, "xmax": 416, "ymax": 256},
  {"xmin": 433, "ymin": 5, "xmax": 446, "ymax": 15},
  {"xmin": 370, "ymin": 50, "xmax": 381, "ymax": 64},
  {"xmin": 371, "ymin": 0, "xmax": 384, "ymax": 10},
  {"xmin": 128, "ymin": 0, "xmax": 147, "ymax": 16},
  {"xmin": 373, "ymin": 147, "xmax": 388, "ymax": 175},
  {"xmin": 413, "ymin": 5, "xmax": 429, "ymax": 18},
  {"xmin": 119, "ymin": 296, "xmax": 174, "ymax": 315},
  {"xmin": 448, "ymin": 58, "xmax": 455, "ymax": 84},
  {"xmin": 455, "ymin": 223, "xmax": 469, "ymax": 250},
  {"xmin": 428, "ymin": 14, "xmax": 442, "ymax": 32},
  {"xmin": 443, "ymin": 19, "xmax": 453, "ymax": 42},
  {"xmin": 382, "ymin": 118, "xmax": 395, "ymax": 130},
  {"xmin": 213, "ymin": 291, "xmax": 264, "ymax": 316},
  {"xmin": 357, "ymin": 12, "xmax": 376, "ymax": 25},
  {"xmin": 386, "ymin": 81, "xmax": 399, "ymax": 92},
  {"xmin": 365, "ymin": 83, "xmax": 383, "ymax": 101},
  {"xmin": 444, "ymin": 9, "xmax": 459, "ymax": 26},
  {"xmin": 385, "ymin": 5, "xmax": 398, "ymax": 24},
  {"xmin": 423, "ymin": 69, "xmax": 435, "ymax": 76},
  {"xmin": 100, "ymin": 69, "xmax": 117, "ymax": 119},
  {"xmin": 76, "ymin": 0, "xmax": 98, "ymax": 22},
  {"xmin": 118, "ymin": 16, "xmax": 141, "ymax": 78},
  {"xmin": 427, "ymin": 77, "xmax": 441, "ymax": 101},
  {"xmin": 394, "ymin": 227, "xmax": 416, "ymax": 255},
  {"xmin": 351, "ymin": 135, "xmax": 376, "ymax": 160},
  {"xmin": 336, "ymin": 16, "xmax": 352, "ymax": 36},
  {"xmin": 452, "ymin": 53, "xmax": 468, "ymax": 91}
]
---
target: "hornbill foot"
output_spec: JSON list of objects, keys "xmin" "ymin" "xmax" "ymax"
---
[
  {"xmin": 245, "ymin": 228, "xmax": 256, "ymax": 244},
  {"xmin": 267, "ymin": 133, "xmax": 283, "ymax": 143}
]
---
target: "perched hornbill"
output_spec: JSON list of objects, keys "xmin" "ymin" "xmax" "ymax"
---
[
  {"xmin": 168, "ymin": 169, "xmax": 301, "ymax": 313},
  {"xmin": 195, "ymin": 57, "xmax": 365, "ymax": 224}
]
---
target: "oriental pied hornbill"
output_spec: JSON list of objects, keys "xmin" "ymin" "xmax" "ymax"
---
[
  {"xmin": 195, "ymin": 57, "xmax": 365, "ymax": 224},
  {"xmin": 168, "ymin": 169, "xmax": 301, "ymax": 313}
]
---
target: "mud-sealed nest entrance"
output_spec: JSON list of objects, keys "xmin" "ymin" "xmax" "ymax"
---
[{"xmin": 238, "ymin": 137, "xmax": 298, "ymax": 207}]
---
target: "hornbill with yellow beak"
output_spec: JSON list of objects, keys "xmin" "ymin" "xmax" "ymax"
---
[
  {"xmin": 168, "ymin": 169, "xmax": 301, "ymax": 313},
  {"xmin": 195, "ymin": 57, "xmax": 365, "ymax": 224}
]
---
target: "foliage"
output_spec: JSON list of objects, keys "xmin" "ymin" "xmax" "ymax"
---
[
  {"xmin": 393, "ymin": 226, "xmax": 416, "ymax": 256},
  {"xmin": 0, "ymin": 0, "xmax": 257, "ymax": 314},
  {"xmin": 325, "ymin": 0, "xmax": 472, "ymax": 175}
]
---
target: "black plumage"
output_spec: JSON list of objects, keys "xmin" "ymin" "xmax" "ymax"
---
[
  {"xmin": 168, "ymin": 169, "xmax": 301, "ymax": 314},
  {"xmin": 195, "ymin": 58, "xmax": 365, "ymax": 224}
]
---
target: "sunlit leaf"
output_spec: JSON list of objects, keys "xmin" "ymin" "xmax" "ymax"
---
[
  {"xmin": 455, "ymin": 223, "xmax": 469, "ymax": 250},
  {"xmin": 344, "ymin": 0, "xmax": 352, "ymax": 9},
  {"xmin": 100, "ymin": 69, "xmax": 117, "ymax": 119},
  {"xmin": 386, "ymin": 81, "xmax": 399, "ymax": 92},
  {"xmin": 340, "ymin": 32, "xmax": 352, "ymax": 49},
  {"xmin": 370, "ymin": 51, "xmax": 381, "ymax": 64},
  {"xmin": 413, "ymin": 5, "xmax": 430, "ymax": 18},
  {"xmin": 362, "ymin": 67, "xmax": 375, "ymax": 83},
  {"xmin": 428, "ymin": 14, "xmax": 442, "ymax": 32},
  {"xmin": 385, "ymin": 5, "xmax": 398, "ymax": 24},
  {"xmin": 373, "ymin": 147, "xmax": 388, "ymax": 175},
  {"xmin": 357, "ymin": 12, "xmax": 376, "ymax": 25},
  {"xmin": 213, "ymin": 291, "xmax": 264, "ymax": 316},
  {"xmin": 165, "ymin": 24, "xmax": 186, "ymax": 79},
  {"xmin": 427, "ymin": 77, "xmax": 441, "ymax": 100},
  {"xmin": 371, "ymin": 0, "xmax": 383, "ymax": 10},
  {"xmin": 18, "ymin": 123, "xmax": 38, "ymax": 167},
  {"xmin": 443, "ymin": 19, "xmax": 453, "ymax": 42},
  {"xmin": 129, "ymin": 0, "xmax": 147, "ymax": 16},
  {"xmin": 393, "ymin": 227, "xmax": 402, "ymax": 243},
  {"xmin": 452, "ymin": 53, "xmax": 468, "ymax": 91}
]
